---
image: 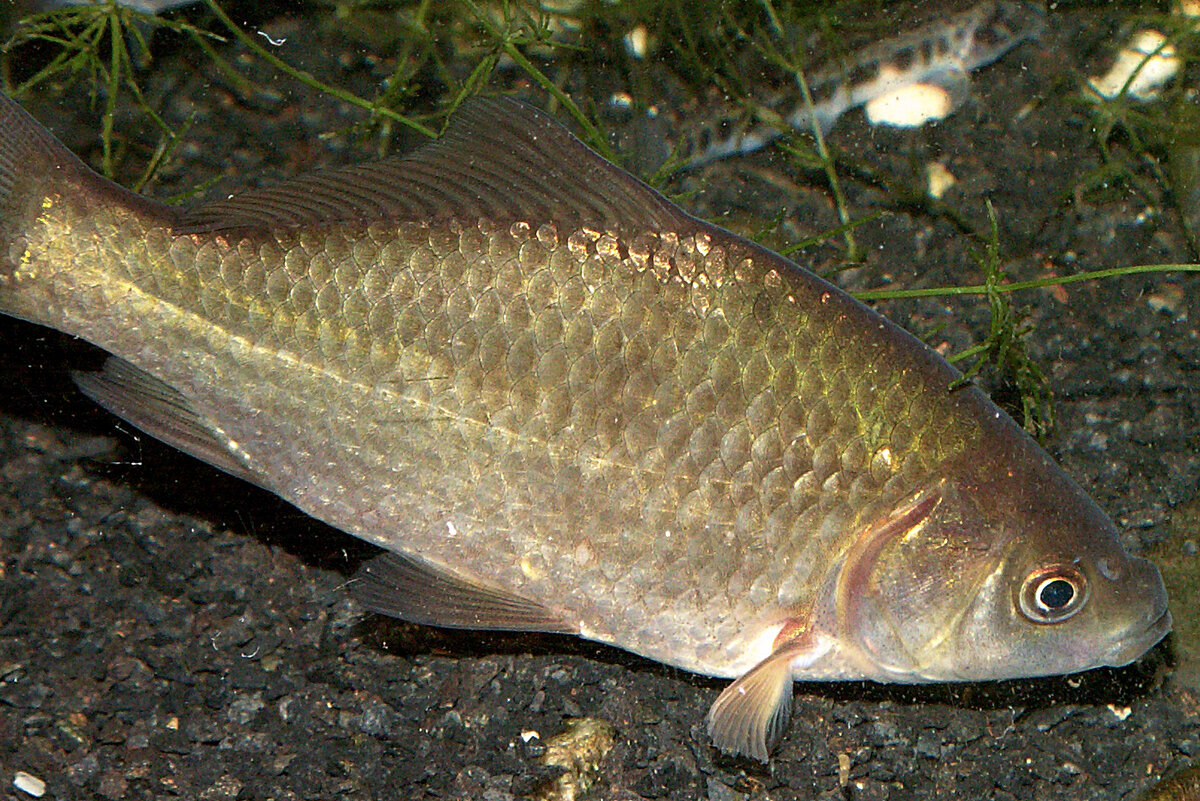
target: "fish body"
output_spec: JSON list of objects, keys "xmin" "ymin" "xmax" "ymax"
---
[
  {"xmin": 684, "ymin": 1, "xmax": 1045, "ymax": 167},
  {"xmin": 0, "ymin": 92, "xmax": 1168, "ymax": 760}
]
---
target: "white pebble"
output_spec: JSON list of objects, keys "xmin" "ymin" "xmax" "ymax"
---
[
  {"xmin": 926, "ymin": 161, "xmax": 957, "ymax": 200},
  {"xmin": 1088, "ymin": 30, "xmax": 1179, "ymax": 100},
  {"xmin": 865, "ymin": 83, "xmax": 955, "ymax": 127},
  {"xmin": 624, "ymin": 25, "xmax": 654, "ymax": 59},
  {"xmin": 13, "ymin": 772, "xmax": 46, "ymax": 798}
]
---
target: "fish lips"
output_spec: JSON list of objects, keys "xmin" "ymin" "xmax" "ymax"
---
[
  {"xmin": 1101, "ymin": 556, "xmax": 1172, "ymax": 668},
  {"xmin": 1104, "ymin": 605, "xmax": 1171, "ymax": 668}
]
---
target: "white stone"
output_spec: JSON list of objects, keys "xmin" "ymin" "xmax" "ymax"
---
[
  {"xmin": 864, "ymin": 83, "xmax": 955, "ymax": 127},
  {"xmin": 1088, "ymin": 30, "xmax": 1180, "ymax": 100},
  {"xmin": 13, "ymin": 772, "xmax": 46, "ymax": 799}
]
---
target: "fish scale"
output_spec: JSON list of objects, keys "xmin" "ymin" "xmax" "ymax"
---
[{"xmin": 0, "ymin": 92, "xmax": 1169, "ymax": 761}]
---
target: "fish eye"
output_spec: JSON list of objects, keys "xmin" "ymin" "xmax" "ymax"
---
[{"xmin": 1018, "ymin": 565, "xmax": 1088, "ymax": 624}]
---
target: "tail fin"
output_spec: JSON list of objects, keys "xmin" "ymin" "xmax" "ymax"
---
[
  {"xmin": 0, "ymin": 94, "xmax": 76, "ymax": 227},
  {"xmin": 0, "ymin": 92, "xmax": 173, "ymax": 226},
  {"xmin": 0, "ymin": 93, "xmax": 176, "ymax": 323}
]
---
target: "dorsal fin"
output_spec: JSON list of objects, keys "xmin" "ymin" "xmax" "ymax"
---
[{"xmin": 176, "ymin": 97, "xmax": 689, "ymax": 235}]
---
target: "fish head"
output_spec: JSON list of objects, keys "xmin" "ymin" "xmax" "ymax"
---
[{"xmin": 834, "ymin": 455, "xmax": 1170, "ymax": 684}]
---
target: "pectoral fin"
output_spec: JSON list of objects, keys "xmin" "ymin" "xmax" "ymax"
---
[
  {"xmin": 353, "ymin": 552, "xmax": 578, "ymax": 635},
  {"xmin": 707, "ymin": 628, "xmax": 831, "ymax": 761}
]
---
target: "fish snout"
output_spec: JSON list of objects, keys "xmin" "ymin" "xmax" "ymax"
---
[{"xmin": 1103, "ymin": 555, "xmax": 1171, "ymax": 667}]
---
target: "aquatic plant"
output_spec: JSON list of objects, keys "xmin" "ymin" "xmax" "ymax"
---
[
  {"xmin": 948, "ymin": 205, "xmax": 1053, "ymax": 441},
  {"xmin": 2, "ymin": 0, "xmax": 226, "ymax": 185}
]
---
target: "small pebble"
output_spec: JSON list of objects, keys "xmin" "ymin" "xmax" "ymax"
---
[
  {"xmin": 865, "ymin": 82, "xmax": 954, "ymax": 127},
  {"xmin": 926, "ymin": 161, "xmax": 957, "ymax": 200},
  {"xmin": 13, "ymin": 772, "xmax": 46, "ymax": 798},
  {"xmin": 1088, "ymin": 30, "xmax": 1179, "ymax": 100}
]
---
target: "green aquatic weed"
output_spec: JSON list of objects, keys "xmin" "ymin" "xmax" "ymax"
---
[
  {"xmin": 2, "ymin": 0, "xmax": 227, "ymax": 183},
  {"xmin": 201, "ymin": 0, "xmax": 436, "ymax": 143},
  {"xmin": 946, "ymin": 204, "xmax": 1053, "ymax": 441}
]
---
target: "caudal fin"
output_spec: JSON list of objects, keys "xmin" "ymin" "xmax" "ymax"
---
[
  {"xmin": 0, "ymin": 93, "xmax": 88, "ymax": 222},
  {"xmin": 0, "ymin": 93, "xmax": 174, "ymax": 223},
  {"xmin": 0, "ymin": 93, "xmax": 176, "ymax": 323}
]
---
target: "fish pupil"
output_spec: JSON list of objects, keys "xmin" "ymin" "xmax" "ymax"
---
[{"xmin": 1038, "ymin": 578, "xmax": 1075, "ymax": 610}]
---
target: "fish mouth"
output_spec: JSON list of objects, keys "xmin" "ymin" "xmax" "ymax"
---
[{"xmin": 1105, "ymin": 606, "xmax": 1172, "ymax": 668}]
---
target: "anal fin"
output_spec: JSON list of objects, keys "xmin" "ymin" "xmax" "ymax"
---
[
  {"xmin": 73, "ymin": 357, "xmax": 261, "ymax": 486},
  {"xmin": 353, "ymin": 552, "xmax": 578, "ymax": 635}
]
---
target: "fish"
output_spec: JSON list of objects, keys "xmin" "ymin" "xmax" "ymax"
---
[
  {"xmin": 682, "ymin": 0, "xmax": 1046, "ymax": 168},
  {"xmin": 0, "ymin": 91, "xmax": 1169, "ymax": 760}
]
